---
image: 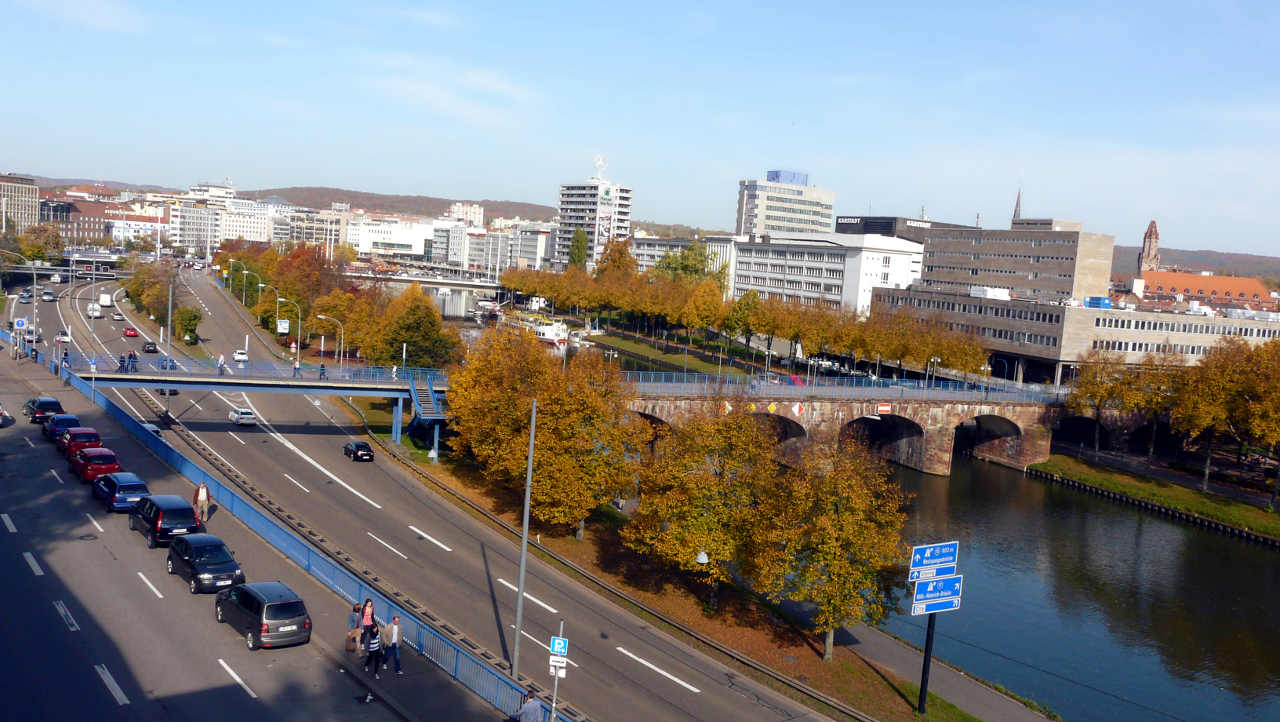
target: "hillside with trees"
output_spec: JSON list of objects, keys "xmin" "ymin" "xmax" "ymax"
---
[
  {"xmin": 1113, "ymin": 246, "xmax": 1280, "ymax": 286},
  {"xmin": 242, "ymin": 186, "xmax": 556, "ymax": 221}
]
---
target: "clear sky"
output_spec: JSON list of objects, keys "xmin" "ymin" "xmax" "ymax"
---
[{"xmin": 3, "ymin": 1, "xmax": 1277, "ymax": 253}]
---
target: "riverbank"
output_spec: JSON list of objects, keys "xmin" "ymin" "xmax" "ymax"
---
[
  {"xmin": 1030, "ymin": 454, "xmax": 1280, "ymax": 544},
  {"xmin": 345, "ymin": 397, "xmax": 1061, "ymax": 722}
]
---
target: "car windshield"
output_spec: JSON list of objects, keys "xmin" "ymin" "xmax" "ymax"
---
[
  {"xmin": 161, "ymin": 508, "xmax": 196, "ymax": 525},
  {"xmin": 264, "ymin": 601, "xmax": 306, "ymax": 620},
  {"xmin": 195, "ymin": 545, "xmax": 234, "ymax": 564},
  {"xmin": 117, "ymin": 484, "xmax": 148, "ymax": 495},
  {"xmin": 89, "ymin": 454, "xmax": 117, "ymax": 465}
]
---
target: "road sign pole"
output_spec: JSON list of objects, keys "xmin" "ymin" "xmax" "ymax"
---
[
  {"xmin": 917, "ymin": 612, "xmax": 937, "ymax": 714},
  {"xmin": 550, "ymin": 619, "xmax": 564, "ymax": 719},
  {"xmin": 511, "ymin": 398, "xmax": 537, "ymax": 680}
]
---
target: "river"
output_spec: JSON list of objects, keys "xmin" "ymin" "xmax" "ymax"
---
[{"xmin": 881, "ymin": 457, "xmax": 1280, "ymax": 722}]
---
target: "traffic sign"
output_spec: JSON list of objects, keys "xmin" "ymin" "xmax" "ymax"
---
[
  {"xmin": 549, "ymin": 636, "xmax": 568, "ymax": 656},
  {"xmin": 548, "ymin": 666, "xmax": 566, "ymax": 678},
  {"xmin": 912, "ymin": 598, "xmax": 962, "ymax": 616},
  {"xmin": 908, "ymin": 564, "xmax": 957, "ymax": 582},
  {"xmin": 876, "ymin": 402, "xmax": 892, "ymax": 415},
  {"xmin": 548, "ymin": 655, "xmax": 567, "ymax": 668},
  {"xmin": 913, "ymin": 575, "xmax": 963, "ymax": 604},
  {"xmin": 909, "ymin": 541, "xmax": 958, "ymax": 570},
  {"xmin": 13, "ymin": 317, "xmax": 27, "ymax": 330}
]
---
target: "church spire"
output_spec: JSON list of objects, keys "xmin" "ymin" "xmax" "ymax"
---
[
  {"xmin": 1137, "ymin": 220, "xmax": 1161, "ymax": 275},
  {"xmin": 1012, "ymin": 189, "xmax": 1022, "ymax": 223}
]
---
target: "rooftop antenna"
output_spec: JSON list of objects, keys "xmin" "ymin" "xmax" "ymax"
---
[
  {"xmin": 976, "ymin": 212, "xmax": 982, "ymax": 228},
  {"xmin": 920, "ymin": 203, "xmax": 927, "ymax": 221},
  {"xmin": 592, "ymin": 154, "xmax": 607, "ymax": 181}
]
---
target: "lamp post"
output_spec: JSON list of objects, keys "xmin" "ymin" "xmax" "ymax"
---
[
  {"xmin": 316, "ymin": 314, "xmax": 345, "ymax": 376},
  {"xmin": 259, "ymin": 282, "xmax": 281, "ymax": 328},
  {"xmin": 926, "ymin": 356, "xmax": 941, "ymax": 388},
  {"xmin": 278, "ymin": 297, "xmax": 302, "ymax": 364},
  {"xmin": 226, "ymin": 258, "xmax": 244, "ymax": 302},
  {"xmin": 979, "ymin": 364, "xmax": 991, "ymax": 400},
  {"xmin": 243, "ymin": 271, "xmax": 262, "ymax": 309}
]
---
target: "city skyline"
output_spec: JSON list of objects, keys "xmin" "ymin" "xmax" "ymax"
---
[{"xmin": 3, "ymin": 1, "xmax": 1277, "ymax": 254}]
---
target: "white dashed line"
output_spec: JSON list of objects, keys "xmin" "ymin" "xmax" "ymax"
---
[
  {"xmin": 367, "ymin": 531, "xmax": 408, "ymax": 559},
  {"xmin": 283, "ymin": 474, "xmax": 310, "ymax": 493},
  {"xmin": 615, "ymin": 647, "xmax": 701, "ymax": 693},
  {"xmin": 23, "ymin": 552, "xmax": 44, "ymax": 576},
  {"xmin": 137, "ymin": 571, "xmax": 164, "ymax": 599},
  {"xmin": 1, "ymin": 514, "xmax": 15, "ymax": 533},
  {"xmin": 218, "ymin": 658, "xmax": 258, "ymax": 698},
  {"xmin": 50, "ymin": 469, "xmax": 65, "ymax": 485},
  {"xmin": 54, "ymin": 600, "xmax": 81, "ymax": 631},
  {"xmin": 227, "ymin": 431, "xmax": 246, "ymax": 445},
  {"xmin": 188, "ymin": 399, "xmax": 204, "ymax": 411},
  {"xmin": 509, "ymin": 625, "xmax": 580, "ymax": 667},
  {"xmin": 24, "ymin": 437, "xmax": 34, "ymax": 448},
  {"xmin": 85, "ymin": 513, "xmax": 104, "ymax": 533},
  {"xmin": 496, "ymin": 578, "xmax": 558, "ymax": 614},
  {"xmin": 94, "ymin": 664, "xmax": 130, "ymax": 705},
  {"xmin": 407, "ymin": 524, "xmax": 452, "ymax": 552}
]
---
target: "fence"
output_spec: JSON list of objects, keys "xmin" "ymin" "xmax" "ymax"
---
[
  {"xmin": 622, "ymin": 371, "xmax": 1068, "ymax": 404},
  {"xmin": 52, "ymin": 363, "xmax": 571, "ymax": 722}
]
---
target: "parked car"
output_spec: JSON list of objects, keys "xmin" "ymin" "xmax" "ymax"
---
[
  {"xmin": 228, "ymin": 409, "xmax": 256, "ymax": 426},
  {"xmin": 142, "ymin": 341, "xmax": 159, "ymax": 353},
  {"xmin": 128, "ymin": 494, "xmax": 203, "ymax": 548},
  {"xmin": 17, "ymin": 294, "xmax": 31, "ymax": 304},
  {"xmin": 215, "ymin": 581, "xmax": 311, "ymax": 650},
  {"xmin": 123, "ymin": 327, "xmax": 139, "ymax": 337},
  {"xmin": 342, "ymin": 441, "xmax": 374, "ymax": 462},
  {"xmin": 92, "ymin": 472, "xmax": 151, "ymax": 513},
  {"xmin": 69, "ymin": 447, "xmax": 122, "ymax": 483},
  {"xmin": 111, "ymin": 311, "xmax": 124, "ymax": 321},
  {"xmin": 232, "ymin": 349, "xmax": 248, "ymax": 362},
  {"xmin": 166, "ymin": 533, "xmax": 244, "ymax": 594},
  {"xmin": 41, "ymin": 414, "xmax": 81, "ymax": 441},
  {"xmin": 140, "ymin": 423, "xmax": 162, "ymax": 437},
  {"xmin": 22, "ymin": 397, "xmax": 64, "ymax": 424},
  {"xmin": 59, "ymin": 427, "xmax": 101, "ymax": 456}
]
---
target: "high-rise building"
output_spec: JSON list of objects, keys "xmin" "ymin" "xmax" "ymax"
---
[
  {"xmin": 1, "ymin": 174, "xmax": 39, "ymax": 234},
  {"xmin": 1137, "ymin": 220, "xmax": 1161, "ymax": 274},
  {"xmin": 448, "ymin": 202, "xmax": 484, "ymax": 228},
  {"xmin": 735, "ymin": 170, "xmax": 835, "ymax": 237},
  {"xmin": 554, "ymin": 159, "xmax": 632, "ymax": 268}
]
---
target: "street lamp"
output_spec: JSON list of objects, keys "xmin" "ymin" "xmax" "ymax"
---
[
  {"xmin": 316, "ymin": 313, "xmax": 345, "ymax": 376},
  {"xmin": 278, "ymin": 297, "xmax": 302, "ymax": 364},
  {"xmin": 979, "ymin": 364, "xmax": 991, "ymax": 399},
  {"xmin": 259, "ymin": 283, "xmax": 281, "ymax": 327},
  {"xmin": 226, "ymin": 258, "xmax": 245, "ymax": 303},
  {"xmin": 926, "ymin": 356, "xmax": 941, "ymax": 387},
  {"xmin": 243, "ymin": 271, "xmax": 262, "ymax": 308}
]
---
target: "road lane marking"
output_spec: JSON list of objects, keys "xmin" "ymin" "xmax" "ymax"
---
[
  {"xmin": 23, "ymin": 552, "xmax": 44, "ymax": 576},
  {"xmin": 367, "ymin": 531, "xmax": 408, "ymax": 559},
  {"xmin": 227, "ymin": 431, "xmax": 246, "ymax": 445},
  {"xmin": 137, "ymin": 571, "xmax": 164, "ymax": 599},
  {"xmin": 218, "ymin": 658, "xmax": 258, "ymax": 699},
  {"xmin": 85, "ymin": 513, "xmax": 104, "ymax": 533},
  {"xmin": 496, "ymin": 578, "xmax": 558, "ymax": 614},
  {"xmin": 615, "ymin": 647, "xmax": 701, "ymax": 693},
  {"xmin": 188, "ymin": 399, "xmax": 204, "ymax": 411},
  {"xmin": 94, "ymin": 664, "xmax": 130, "ymax": 705},
  {"xmin": 110, "ymin": 389, "xmax": 144, "ymax": 418},
  {"xmin": 50, "ymin": 469, "xmax": 65, "ymax": 485},
  {"xmin": 407, "ymin": 524, "xmax": 452, "ymax": 552},
  {"xmin": 509, "ymin": 625, "xmax": 579, "ymax": 667},
  {"xmin": 53, "ymin": 600, "xmax": 81, "ymax": 631},
  {"xmin": 1, "ymin": 514, "xmax": 15, "ymax": 533},
  {"xmin": 284, "ymin": 474, "xmax": 310, "ymax": 493},
  {"xmin": 24, "ymin": 437, "xmax": 34, "ymax": 448}
]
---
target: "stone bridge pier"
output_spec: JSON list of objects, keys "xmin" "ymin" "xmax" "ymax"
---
[{"xmin": 631, "ymin": 395, "xmax": 1061, "ymax": 475}]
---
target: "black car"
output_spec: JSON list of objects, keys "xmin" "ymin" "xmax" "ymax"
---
[
  {"xmin": 166, "ymin": 533, "xmax": 244, "ymax": 594},
  {"xmin": 22, "ymin": 397, "xmax": 64, "ymax": 424},
  {"xmin": 128, "ymin": 494, "xmax": 203, "ymax": 548},
  {"xmin": 343, "ymin": 441, "xmax": 374, "ymax": 462},
  {"xmin": 215, "ymin": 581, "xmax": 311, "ymax": 650},
  {"xmin": 142, "ymin": 341, "xmax": 159, "ymax": 353},
  {"xmin": 42, "ymin": 413, "xmax": 81, "ymax": 441}
]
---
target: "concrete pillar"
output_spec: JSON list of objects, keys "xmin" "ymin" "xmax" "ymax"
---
[
  {"xmin": 432, "ymin": 422, "xmax": 440, "ymax": 462},
  {"xmin": 1053, "ymin": 362, "xmax": 1063, "ymax": 387},
  {"xmin": 1015, "ymin": 358, "xmax": 1024, "ymax": 383},
  {"xmin": 920, "ymin": 426, "xmax": 956, "ymax": 476},
  {"xmin": 392, "ymin": 397, "xmax": 403, "ymax": 444}
]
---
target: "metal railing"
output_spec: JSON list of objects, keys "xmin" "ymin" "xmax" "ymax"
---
[
  {"xmin": 55, "ymin": 365, "xmax": 571, "ymax": 722},
  {"xmin": 620, "ymin": 371, "xmax": 1069, "ymax": 404},
  {"xmin": 49, "ymin": 349, "xmax": 446, "ymax": 387}
]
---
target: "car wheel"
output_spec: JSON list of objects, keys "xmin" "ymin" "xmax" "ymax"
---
[
  {"xmin": 215, "ymin": 603, "xmax": 224, "ymax": 623},
  {"xmin": 245, "ymin": 631, "xmax": 258, "ymax": 651},
  {"xmin": 166, "ymin": 558, "xmax": 174, "ymax": 574},
  {"xmin": 128, "ymin": 516, "xmax": 136, "ymax": 532},
  {"xmin": 189, "ymin": 578, "xmax": 198, "ymax": 594},
  {"xmin": 147, "ymin": 532, "xmax": 156, "ymax": 549}
]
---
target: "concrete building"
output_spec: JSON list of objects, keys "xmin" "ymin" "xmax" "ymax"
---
[
  {"xmin": 1, "ymin": 174, "xmax": 39, "ymax": 234},
  {"xmin": 735, "ymin": 170, "xmax": 835, "ymax": 237},
  {"xmin": 448, "ymin": 202, "xmax": 484, "ymax": 228},
  {"xmin": 347, "ymin": 215, "xmax": 435, "ymax": 260},
  {"xmin": 168, "ymin": 202, "xmax": 219, "ymax": 258},
  {"xmin": 219, "ymin": 198, "xmax": 271, "ymax": 243},
  {"xmin": 554, "ymin": 161, "xmax": 632, "ymax": 268},
  {"xmin": 430, "ymin": 222, "xmax": 465, "ymax": 264},
  {"xmin": 506, "ymin": 221, "xmax": 555, "ymax": 270},
  {"xmin": 289, "ymin": 208, "xmax": 348, "ymax": 258}
]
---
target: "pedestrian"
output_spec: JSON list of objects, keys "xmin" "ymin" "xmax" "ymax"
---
[
  {"xmin": 118, "ymin": 353, "xmax": 127, "ymax": 372},
  {"xmin": 217, "ymin": 353, "xmax": 225, "ymax": 376},
  {"xmin": 192, "ymin": 481, "xmax": 211, "ymax": 523},
  {"xmin": 319, "ymin": 362, "xmax": 327, "ymax": 380},
  {"xmin": 347, "ymin": 603, "xmax": 362, "ymax": 653},
  {"xmin": 363, "ymin": 625, "xmax": 383, "ymax": 679},
  {"xmin": 128, "ymin": 351, "xmax": 138, "ymax": 372},
  {"xmin": 515, "ymin": 690, "xmax": 541, "ymax": 722},
  {"xmin": 61, "ymin": 351, "xmax": 69, "ymax": 370},
  {"xmin": 292, "ymin": 359, "xmax": 301, "ymax": 378},
  {"xmin": 359, "ymin": 598, "xmax": 375, "ymax": 649},
  {"xmin": 384, "ymin": 615, "xmax": 402, "ymax": 675}
]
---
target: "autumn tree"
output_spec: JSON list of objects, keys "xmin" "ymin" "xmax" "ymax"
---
[
  {"xmin": 652, "ymin": 241, "xmax": 724, "ymax": 286},
  {"xmin": 1243, "ymin": 339, "xmax": 1280, "ymax": 510},
  {"xmin": 173, "ymin": 306, "xmax": 202, "ymax": 344},
  {"xmin": 364, "ymin": 283, "xmax": 459, "ymax": 367},
  {"xmin": 17, "ymin": 223, "xmax": 63, "ymax": 262},
  {"xmin": 752, "ymin": 438, "xmax": 909, "ymax": 661},
  {"xmin": 724, "ymin": 290, "xmax": 761, "ymax": 358},
  {"xmin": 679, "ymin": 279, "xmax": 724, "ymax": 348},
  {"xmin": 1067, "ymin": 348, "xmax": 1127, "ymax": 453},
  {"xmin": 1123, "ymin": 350, "xmax": 1185, "ymax": 463},
  {"xmin": 1170, "ymin": 338, "xmax": 1253, "ymax": 489},
  {"xmin": 567, "ymin": 228, "xmax": 590, "ymax": 268}
]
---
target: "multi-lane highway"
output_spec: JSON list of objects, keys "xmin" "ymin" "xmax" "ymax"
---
[
  {"xmin": 0, "ymin": 323, "xmax": 498, "ymax": 720},
  {"xmin": 51, "ymin": 265, "xmax": 828, "ymax": 721}
]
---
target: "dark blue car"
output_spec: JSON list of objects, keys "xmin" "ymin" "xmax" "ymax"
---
[
  {"xmin": 92, "ymin": 472, "xmax": 151, "ymax": 513},
  {"xmin": 42, "ymin": 414, "xmax": 81, "ymax": 441}
]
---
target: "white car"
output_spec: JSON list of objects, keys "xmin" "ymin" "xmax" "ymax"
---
[
  {"xmin": 228, "ymin": 409, "xmax": 257, "ymax": 426},
  {"xmin": 111, "ymin": 311, "xmax": 124, "ymax": 321},
  {"xmin": 232, "ymin": 349, "xmax": 249, "ymax": 362},
  {"xmin": 54, "ymin": 330, "xmax": 72, "ymax": 344}
]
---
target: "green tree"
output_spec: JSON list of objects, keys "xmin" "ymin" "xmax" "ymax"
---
[
  {"xmin": 652, "ymin": 241, "xmax": 725, "ymax": 286},
  {"xmin": 1067, "ymin": 348, "xmax": 1127, "ymax": 453},
  {"xmin": 723, "ymin": 290, "xmax": 761, "ymax": 358},
  {"xmin": 567, "ymin": 228, "xmax": 590, "ymax": 268},
  {"xmin": 173, "ymin": 306, "xmax": 202, "ymax": 344},
  {"xmin": 367, "ymin": 284, "xmax": 459, "ymax": 367}
]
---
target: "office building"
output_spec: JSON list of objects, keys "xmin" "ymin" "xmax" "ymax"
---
[
  {"xmin": 219, "ymin": 198, "xmax": 271, "ymax": 243},
  {"xmin": 168, "ymin": 202, "xmax": 219, "ymax": 258},
  {"xmin": 346, "ymin": 215, "xmax": 435, "ymax": 260},
  {"xmin": 1, "ymin": 174, "xmax": 39, "ymax": 234},
  {"xmin": 448, "ymin": 202, "xmax": 484, "ymax": 228},
  {"xmin": 554, "ymin": 162, "xmax": 632, "ymax": 268},
  {"xmin": 289, "ymin": 208, "xmax": 348, "ymax": 258},
  {"xmin": 735, "ymin": 170, "xmax": 835, "ymax": 237}
]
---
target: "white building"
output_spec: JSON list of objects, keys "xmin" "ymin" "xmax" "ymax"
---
[
  {"xmin": 735, "ymin": 170, "xmax": 835, "ymax": 237},
  {"xmin": 555, "ymin": 160, "xmax": 632, "ymax": 268},
  {"xmin": 347, "ymin": 215, "xmax": 435, "ymax": 259},
  {"xmin": 448, "ymin": 202, "xmax": 484, "ymax": 228},
  {"xmin": 507, "ymin": 221, "xmax": 555, "ymax": 270},
  {"xmin": 218, "ymin": 198, "xmax": 271, "ymax": 243},
  {"xmin": 168, "ymin": 202, "xmax": 219, "ymax": 258}
]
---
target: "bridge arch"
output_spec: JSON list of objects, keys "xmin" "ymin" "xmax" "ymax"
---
[
  {"xmin": 841, "ymin": 413, "xmax": 926, "ymax": 469},
  {"xmin": 953, "ymin": 414, "xmax": 1024, "ymax": 469},
  {"xmin": 750, "ymin": 412, "xmax": 806, "ymax": 443}
]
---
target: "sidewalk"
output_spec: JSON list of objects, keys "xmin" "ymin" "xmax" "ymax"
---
[{"xmin": 1052, "ymin": 443, "xmax": 1275, "ymax": 509}]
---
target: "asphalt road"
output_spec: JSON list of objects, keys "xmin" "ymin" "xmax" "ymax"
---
[
  {"xmin": 54, "ymin": 267, "xmax": 828, "ymax": 722},
  {"xmin": 0, "ymin": 343, "xmax": 498, "ymax": 721}
]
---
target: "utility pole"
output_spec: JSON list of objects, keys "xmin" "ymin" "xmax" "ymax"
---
[
  {"xmin": 165, "ymin": 283, "xmax": 173, "ymax": 416},
  {"xmin": 511, "ymin": 399, "xmax": 537, "ymax": 679}
]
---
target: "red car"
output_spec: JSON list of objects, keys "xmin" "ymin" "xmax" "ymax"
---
[
  {"xmin": 70, "ymin": 447, "xmax": 122, "ymax": 482},
  {"xmin": 123, "ymin": 327, "xmax": 139, "ymax": 337},
  {"xmin": 59, "ymin": 427, "xmax": 102, "ymax": 456}
]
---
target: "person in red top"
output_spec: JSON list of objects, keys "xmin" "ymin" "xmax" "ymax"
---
[{"xmin": 359, "ymin": 598, "xmax": 375, "ymax": 650}]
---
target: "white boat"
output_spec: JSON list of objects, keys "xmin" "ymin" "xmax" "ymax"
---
[{"xmin": 535, "ymin": 321, "xmax": 568, "ymax": 345}]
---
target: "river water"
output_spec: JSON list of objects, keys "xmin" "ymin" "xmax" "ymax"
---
[{"xmin": 881, "ymin": 458, "xmax": 1280, "ymax": 721}]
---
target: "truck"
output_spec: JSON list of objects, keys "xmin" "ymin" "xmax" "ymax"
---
[
  {"xmin": 49, "ymin": 273, "xmax": 62, "ymax": 284},
  {"xmin": 86, "ymin": 303, "xmax": 102, "ymax": 319},
  {"xmin": 98, "ymin": 292, "xmax": 114, "ymax": 307}
]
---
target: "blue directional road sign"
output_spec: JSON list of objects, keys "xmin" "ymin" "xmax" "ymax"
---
[
  {"xmin": 909, "ymin": 541, "xmax": 958, "ymax": 570},
  {"xmin": 912, "ymin": 598, "xmax": 962, "ymax": 616},
  {"xmin": 13, "ymin": 317, "xmax": 27, "ymax": 330},
  {"xmin": 908, "ymin": 564, "xmax": 958, "ymax": 582},
  {"xmin": 913, "ymin": 575, "xmax": 963, "ymax": 604},
  {"xmin": 549, "ymin": 636, "xmax": 568, "ymax": 656}
]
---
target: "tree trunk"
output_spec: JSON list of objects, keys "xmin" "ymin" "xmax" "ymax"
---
[
  {"xmin": 1093, "ymin": 406, "xmax": 1102, "ymax": 453},
  {"xmin": 575, "ymin": 519, "xmax": 585, "ymax": 541},
  {"xmin": 1147, "ymin": 419, "xmax": 1157, "ymax": 463},
  {"xmin": 823, "ymin": 628, "xmax": 834, "ymax": 662},
  {"xmin": 1202, "ymin": 432, "xmax": 1214, "ymax": 491}
]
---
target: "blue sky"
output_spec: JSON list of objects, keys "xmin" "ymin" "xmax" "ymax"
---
[{"xmin": 3, "ymin": 0, "xmax": 1278, "ymax": 254}]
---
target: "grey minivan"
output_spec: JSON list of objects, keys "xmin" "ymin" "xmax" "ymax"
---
[{"xmin": 215, "ymin": 581, "xmax": 311, "ymax": 650}]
